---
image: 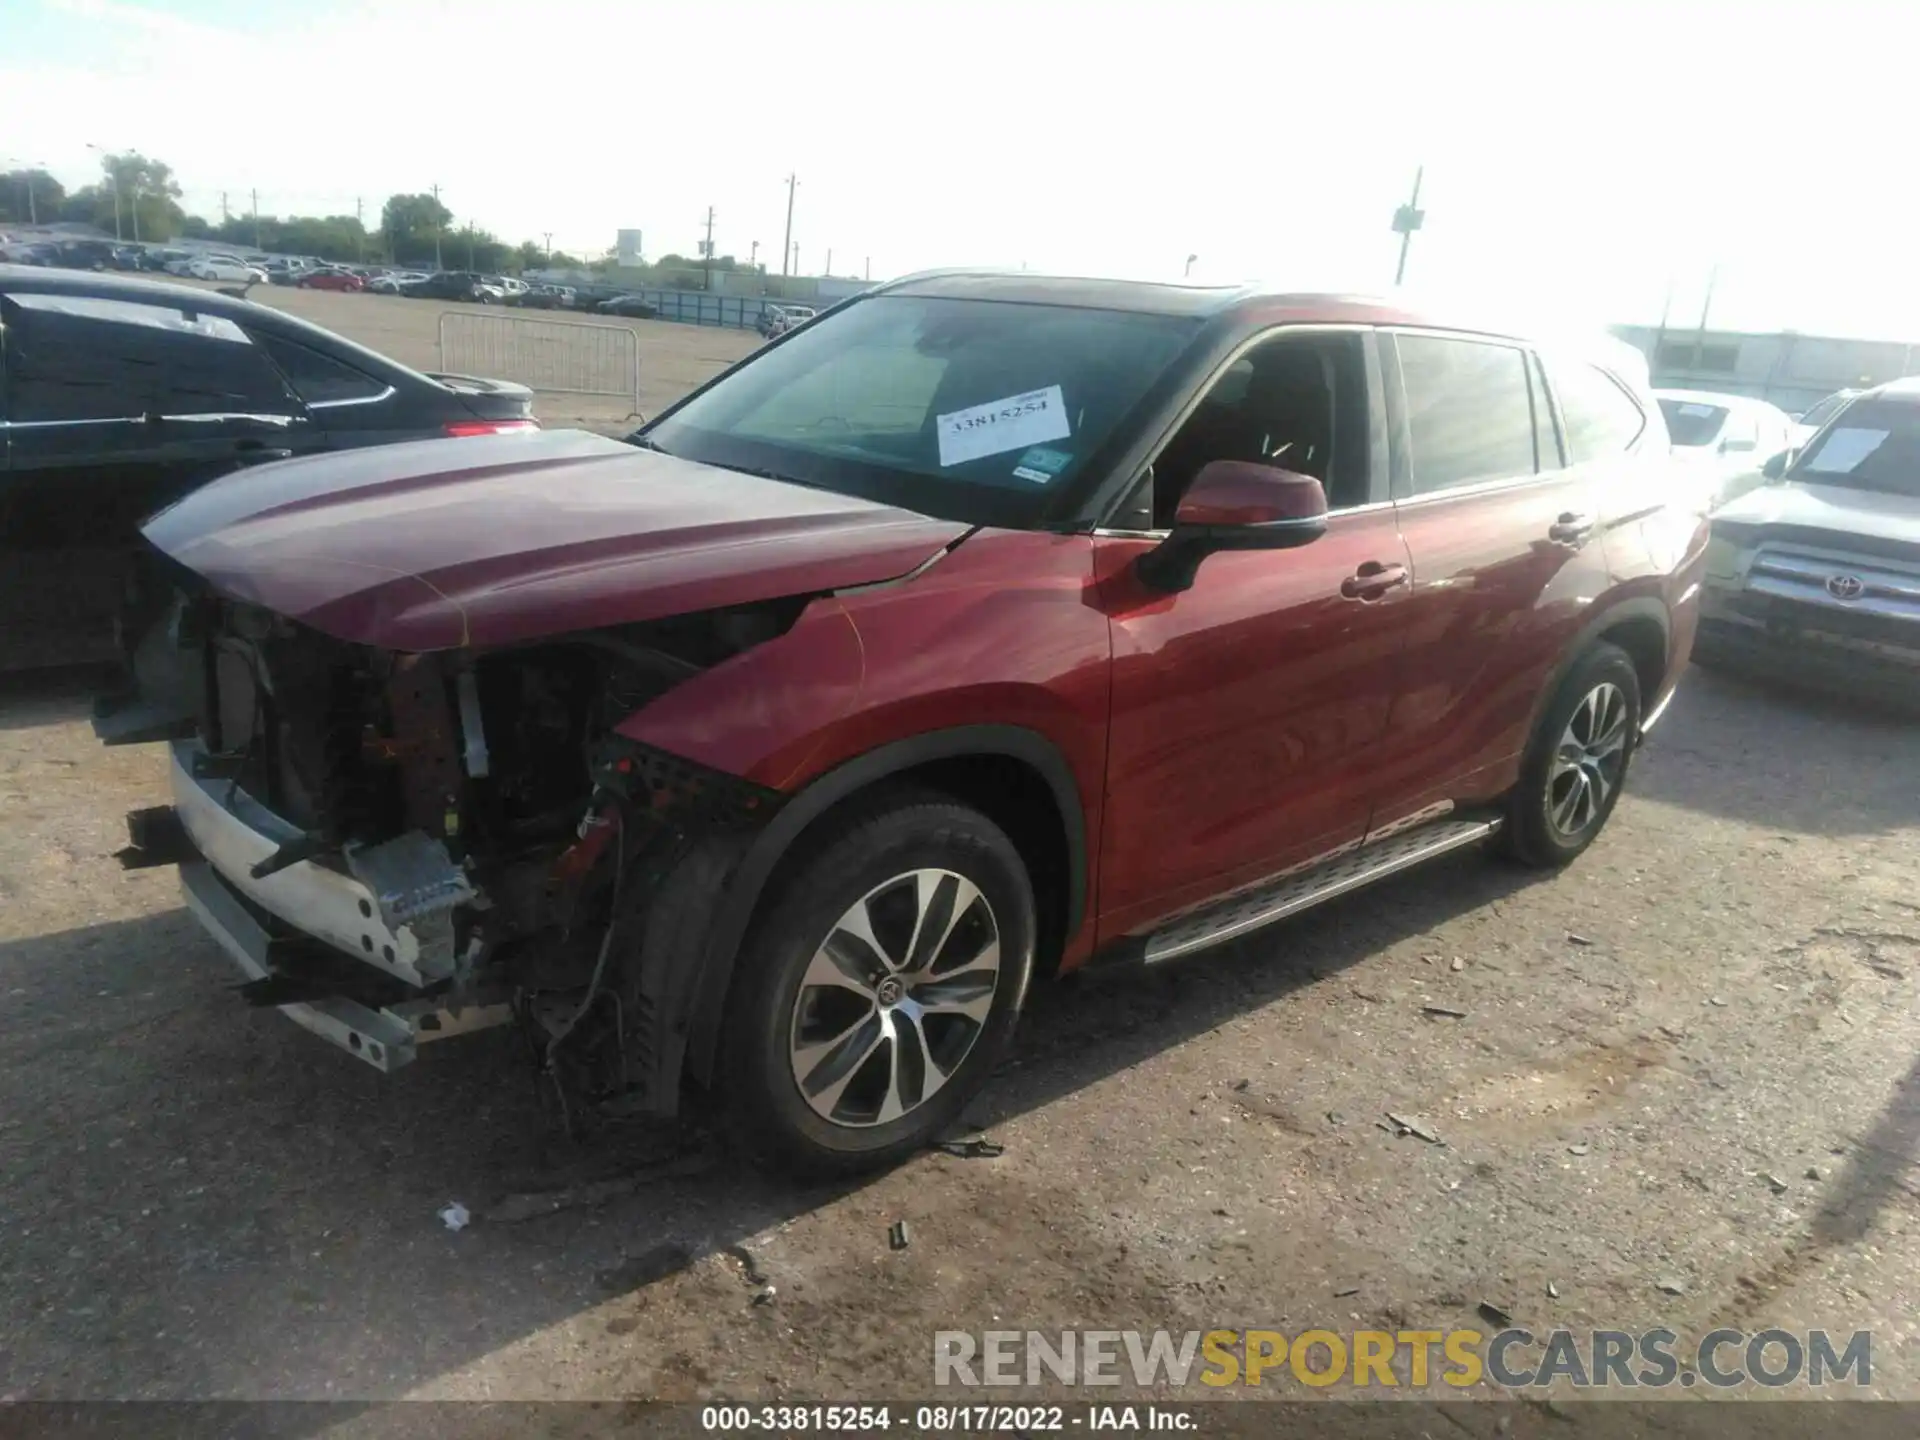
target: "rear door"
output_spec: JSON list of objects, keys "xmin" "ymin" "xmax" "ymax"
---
[
  {"xmin": 0, "ymin": 290, "xmax": 319, "ymax": 663},
  {"xmin": 1367, "ymin": 330, "xmax": 1610, "ymax": 832}
]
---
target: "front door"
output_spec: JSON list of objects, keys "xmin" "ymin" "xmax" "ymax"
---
[{"xmin": 1093, "ymin": 327, "xmax": 1410, "ymax": 943}]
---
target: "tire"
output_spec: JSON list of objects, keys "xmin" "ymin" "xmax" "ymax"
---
[
  {"xmin": 1498, "ymin": 642, "xmax": 1642, "ymax": 868},
  {"xmin": 722, "ymin": 790, "xmax": 1036, "ymax": 1177}
]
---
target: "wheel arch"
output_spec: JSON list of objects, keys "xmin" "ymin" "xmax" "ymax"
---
[
  {"xmin": 681, "ymin": 724, "xmax": 1086, "ymax": 1086},
  {"xmin": 1527, "ymin": 594, "xmax": 1671, "ymax": 739}
]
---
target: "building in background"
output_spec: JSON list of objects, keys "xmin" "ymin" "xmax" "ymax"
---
[
  {"xmin": 616, "ymin": 229, "xmax": 644, "ymax": 267},
  {"xmin": 1612, "ymin": 324, "xmax": 1919, "ymax": 416}
]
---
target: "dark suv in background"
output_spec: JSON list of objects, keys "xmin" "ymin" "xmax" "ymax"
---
[{"xmin": 0, "ymin": 266, "xmax": 538, "ymax": 669}]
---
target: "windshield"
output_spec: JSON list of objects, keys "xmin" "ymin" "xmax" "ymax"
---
[
  {"xmin": 647, "ymin": 294, "xmax": 1201, "ymax": 527},
  {"xmin": 1657, "ymin": 398, "xmax": 1728, "ymax": 447},
  {"xmin": 1792, "ymin": 399, "xmax": 1920, "ymax": 496}
]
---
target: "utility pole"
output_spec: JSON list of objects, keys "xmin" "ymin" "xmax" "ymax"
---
[
  {"xmin": 1185, "ymin": 253, "xmax": 1198, "ymax": 277},
  {"xmin": 824, "ymin": 248, "xmax": 832, "ymax": 277},
  {"xmin": 1651, "ymin": 275, "xmax": 1675, "ymax": 373},
  {"xmin": 543, "ymin": 231, "xmax": 553, "ymax": 262},
  {"xmin": 790, "ymin": 240, "xmax": 799, "ymax": 276},
  {"xmin": 129, "ymin": 181, "xmax": 141, "ymax": 243},
  {"xmin": 750, "ymin": 239, "xmax": 760, "ymax": 270},
  {"xmin": 220, "ymin": 191, "xmax": 230, "ymax": 225},
  {"xmin": 251, "ymin": 188, "xmax": 261, "ymax": 250},
  {"xmin": 781, "ymin": 173, "xmax": 797, "ymax": 278},
  {"xmin": 1391, "ymin": 165, "xmax": 1425, "ymax": 286},
  {"xmin": 702, "ymin": 205, "xmax": 716, "ymax": 291},
  {"xmin": 432, "ymin": 183, "xmax": 443, "ymax": 269},
  {"xmin": 1690, "ymin": 264, "xmax": 1720, "ymax": 374},
  {"xmin": 26, "ymin": 173, "xmax": 35, "ymax": 225},
  {"xmin": 865, "ymin": 256, "xmax": 870, "ymax": 281},
  {"xmin": 355, "ymin": 197, "xmax": 364, "ymax": 260},
  {"xmin": 466, "ymin": 221, "xmax": 475, "ymax": 270}
]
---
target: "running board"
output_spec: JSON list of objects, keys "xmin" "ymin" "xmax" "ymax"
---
[{"xmin": 1142, "ymin": 817, "xmax": 1501, "ymax": 964}]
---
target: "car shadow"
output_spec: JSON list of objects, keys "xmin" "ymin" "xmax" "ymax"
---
[
  {"xmin": 0, "ymin": 848, "xmax": 1551, "ymax": 1404},
  {"xmin": 1629, "ymin": 665, "xmax": 1920, "ymax": 838}
]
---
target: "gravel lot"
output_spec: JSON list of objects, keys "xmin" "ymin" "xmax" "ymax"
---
[{"xmin": 2, "ymin": 292, "xmax": 1917, "ymax": 1416}]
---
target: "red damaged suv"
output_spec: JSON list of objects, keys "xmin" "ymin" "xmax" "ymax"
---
[{"xmin": 99, "ymin": 273, "xmax": 1704, "ymax": 1172}]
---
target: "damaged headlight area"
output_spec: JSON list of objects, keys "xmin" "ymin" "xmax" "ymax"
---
[{"xmin": 96, "ymin": 576, "xmax": 791, "ymax": 1113}]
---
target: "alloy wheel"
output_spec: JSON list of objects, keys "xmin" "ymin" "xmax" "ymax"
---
[
  {"xmin": 1546, "ymin": 681, "xmax": 1630, "ymax": 838},
  {"xmin": 787, "ymin": 869, "xmax": 1002, "ymax": 1129}
]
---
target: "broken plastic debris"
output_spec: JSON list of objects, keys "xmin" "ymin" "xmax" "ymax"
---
[
  {"xmin": 1547, "ymin": 1281, "xmax": 1561, "ymax": 1299},
  {"xmin": 889, "ymin": 1220, "xmax": 912, "ymax": 1251},
  {"xmin": 1568, "ymin": 1144, "xmax": 1591, "ymax": 1156},
  {"xmin": 1567, "ymin": 933, "xmax": 1596, "ymax": 947},
  {"xmin": 932, "ymin": 1136, "xmax": 1006, "ymax": 1160},
  {"xmin": 1422, "ymin": 1004, "xmax": 1469, "ymax": 1019},
  {"xmin": 438, "ymin": 1202, "xmax": 470, "ymax": 1232},
  {"xmin": 1477, "ymin": 1301, "xmax": 1513, "ymax": 1328},
  {"xmin": 1385, "ymin": 1113, "xmax": 1444, "ymax": 1145},
  {"xmin": 1656, "ymin": 1278, "xmax": 1687, "ymax": 1296}
]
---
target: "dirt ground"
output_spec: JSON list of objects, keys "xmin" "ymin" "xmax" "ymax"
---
[{"xmin": 3, "ymin": 292, "xmax": 1919, "ymax": 1420}]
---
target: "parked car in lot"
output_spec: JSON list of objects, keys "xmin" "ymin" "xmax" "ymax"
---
[
  {"xmin": 298, "ymin": 268, "xmax": 365, "ymax": 292},
  {"xmin": 596, "ymin": 292, "xmax": 659, "ymax": 318},
  {"xmin": 762, "ymin": 304, "xmax": 817, "ymax": 338},
  {"xmin": 96, "ymin": 271, "xmax": 1704, "ymax": 1174},
  {"xmin": 0, "ymin": 265, "xmax": 539, "ymax": 671},
  {"xmin": 520, "ymin": 283, "xmax": 577, "ymax": 309},
  {"xmin": 183, "ymin": 254, "xmax": 268, "ymax": 284},
  {"xmin": 367, "ymin": 270, "xmax": 428, "ymax": 294},
  {"xmin": 403, "ymin": 270, "xmax": 507, "ymax": 303},
  {"xmin": 1655, "ymin": 388, "xmax": 1796, "ymax": 509},
  {"xmin": 1698, "ymin": 378, "xmax": 1920, "ymax": 703}
]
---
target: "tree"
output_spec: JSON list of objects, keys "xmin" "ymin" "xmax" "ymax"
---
[
  {"xmin": 0, "ymin": 168, "xmax": 65, "ymax": 225},
  {"xmin": 92, "ymin": 151, "xmax": 186, "ymax": 242},
  {"xmin": 381, "ymin": 192, "xmax": 454, "ymax": 264}
]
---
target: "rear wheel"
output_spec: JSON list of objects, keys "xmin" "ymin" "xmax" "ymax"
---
[
  {"xmin": 1499, "ymin": 642, "xmax": 1642, "ymax": 867},
  {"xmin": 723, "ymin": 792, "xmax": 1035, "ymax": 1177}
]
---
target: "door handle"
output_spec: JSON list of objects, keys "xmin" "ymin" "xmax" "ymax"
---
[
  {"xmin": 1340, "ymin": 561, "xmax": 1409, "ymax": 600},
  {"xmin": 1549, "ymin": 512, "xmax": 1596, "ymax": 545},
  {"xmin": 234, "ymin": 440, "xmax": 295, "ymax": 463}
]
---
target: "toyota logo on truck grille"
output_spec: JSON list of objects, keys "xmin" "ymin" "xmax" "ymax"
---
[{"xmin": 1826, "ymin": 574, "xmax": 1867, "ymax": 601}]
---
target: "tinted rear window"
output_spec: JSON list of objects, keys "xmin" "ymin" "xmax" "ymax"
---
[{"xmin": 1396, "ymin": 334, "xmax": 1539, "ymax": 494}]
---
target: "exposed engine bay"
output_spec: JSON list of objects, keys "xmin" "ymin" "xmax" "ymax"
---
[{"xmin": 99, "ymin": 568, "xmax": 796, "ymax": 1121}]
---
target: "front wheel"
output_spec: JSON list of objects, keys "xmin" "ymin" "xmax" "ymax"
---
[
  {"xmin": 722, "ymin": 792, "xmax": 1036, "ymax": 1177},
  {"xmin": 1499, "ymin": 642, "xmax": 1642, "ymax": 867}
]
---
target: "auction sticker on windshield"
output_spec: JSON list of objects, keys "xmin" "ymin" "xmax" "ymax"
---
[{"xmin": 937, "ymin": 386, "xmax": 1071, "ymax": 467}]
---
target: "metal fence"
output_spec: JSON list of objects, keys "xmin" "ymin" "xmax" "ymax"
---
[
  {"xmin": 437, "ymin": 312, "xmax": 641, "ymax": 413},
  {"xmin": 615, "ymin": 290, "xmax": 778, "ymax": 331}
]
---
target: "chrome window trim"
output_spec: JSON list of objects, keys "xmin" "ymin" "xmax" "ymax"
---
[
  {"xmin": 1093, "ymin": 496, "xmax": 1394, "ymax": 542},
  {"xmin": 308, "ymin": 385, "xmax": 397, "ymax": 410}
]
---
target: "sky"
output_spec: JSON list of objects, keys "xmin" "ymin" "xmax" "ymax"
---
[{"xmin": 3, "ymin": 0, "xmax": 1915, "ymax": 338}]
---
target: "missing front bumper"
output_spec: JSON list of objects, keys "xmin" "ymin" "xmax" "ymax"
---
[{"xmin": 156, "ymin": 738, "xmax": 509, "ymax": 1071}]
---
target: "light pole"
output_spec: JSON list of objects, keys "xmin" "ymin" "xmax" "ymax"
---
[
  {"xmin": 1185, "ymin": 253, "xmax": 1198, "ymax": 277},
  {"xmin": 86, "ymin": 142, "xmax": 123, "ymax": 240}
]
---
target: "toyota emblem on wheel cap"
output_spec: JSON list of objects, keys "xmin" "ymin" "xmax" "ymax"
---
[{"xmin": 1826, "ymin": 574, "xmax": 1866, "ymax": 601}]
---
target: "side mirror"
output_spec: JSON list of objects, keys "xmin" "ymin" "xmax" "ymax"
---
[
  {"xmin": 1136, "ymin": 460, "xmax": 1329, "ymax": 594},
  {"xmin": 1760, "ymin": 450, "xmax": 1792, "ymax": 481}
]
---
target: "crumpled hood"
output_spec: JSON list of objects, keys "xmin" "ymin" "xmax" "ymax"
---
[
  {"xmin": 1712, "ymin": 479, "xmax": 1920, "ymax": 549},
  {"xmin": 144, "ymin": 429, "xmax": 969, "ymax": 651}
]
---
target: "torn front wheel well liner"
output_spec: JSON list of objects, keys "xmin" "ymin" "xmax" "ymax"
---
[{"xmin": 668, "ymin": 724, "xmax": 1086, "ymax": 1092}]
